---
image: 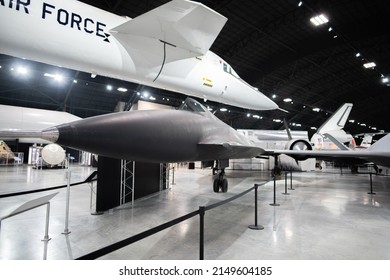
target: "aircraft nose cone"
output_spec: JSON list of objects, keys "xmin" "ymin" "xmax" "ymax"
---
[{"xmin": 263, "ymin": 97, "xmax": 279, "ymax": 110}]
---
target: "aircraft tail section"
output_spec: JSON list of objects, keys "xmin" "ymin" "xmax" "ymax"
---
[
  {"xmin": 317, "ymin": 103, "xmax": 353, "ymax": 134},
  {"xmin": 111, "ymin": 0, "xmax": 227, "ymax": 65},
  {"xmin": 368, "ymin": 133, "xmax": 390, "ymax": 152}
]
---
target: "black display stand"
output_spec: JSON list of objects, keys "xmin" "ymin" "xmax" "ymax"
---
[
  {"xmin": 96, "ymin": 157, "xmax": 167, "ymax": 212},
  {"xmin": 96, "ymin": 157, "xmax": 121, "ymax": 212}
]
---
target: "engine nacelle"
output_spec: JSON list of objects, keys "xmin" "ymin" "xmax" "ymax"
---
[{"xmin": 285, "ymin": 139, "xmax": 312, "ymax": 151}]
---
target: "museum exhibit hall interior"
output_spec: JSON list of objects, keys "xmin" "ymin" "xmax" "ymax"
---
[{"xmin": 0, "ymin": 0, "xmax": 389, "ymax": 262}]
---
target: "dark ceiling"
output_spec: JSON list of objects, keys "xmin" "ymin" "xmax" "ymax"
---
[{"xmin": 0, "ymin": 0, "xmax": 389, "ymax": 136}]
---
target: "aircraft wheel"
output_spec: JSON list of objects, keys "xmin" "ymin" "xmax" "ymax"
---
[
  {"xmin": 221, "ymin": 179, "xmax": 228, "ymax": 193},
  {"xmin": 213, "ymin": 178, "xmax": 220, "ymax": 193}
]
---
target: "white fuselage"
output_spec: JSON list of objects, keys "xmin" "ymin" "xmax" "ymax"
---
[{"xmin": 0, "ymin": 0, "xmax": 278, "ymax": 110}]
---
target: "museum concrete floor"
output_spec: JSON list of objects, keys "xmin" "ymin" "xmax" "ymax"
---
[{"xmin": 0, "ymin": 164, "xmax": 389, "ymax": 260}]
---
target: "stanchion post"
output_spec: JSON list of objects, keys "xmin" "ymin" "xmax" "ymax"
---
[
  {"xmin": 199, "ymin": 206, "xmax": 206, "ymax": 260},
  {"xmin": 282, "ymin": 172, "xmax": 290, "ymax": 195},
  {"xmin": 62, "ymin": 170, "xmax": 71, "ymax": 235},
  {"xmin": 270, "ymin": 176, "xmax": 280, "ymax": 206},
  {"xmin": 249, "ymin": 184, "xmax": 264, "ymax": 230},
  {"xmin": 289, "ymin": 171, "xmax": 295, "ymax": 190},
  {"xmin": 368, "ymin": 173, "xmax": 376, "ymax": 195},
  {"xmin": 42, "ymin": 203, "xmax": 52, "ymax": 241},
  {"xmin": 171, "ymin": 166, "xmax": 176, "ymax": 185}
]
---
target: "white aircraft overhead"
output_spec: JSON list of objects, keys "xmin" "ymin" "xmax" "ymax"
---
[{"xmin": 0, "ymin": 0, "xmax": 278, "ymax": 111}]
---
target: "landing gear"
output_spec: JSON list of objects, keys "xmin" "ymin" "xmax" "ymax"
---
[{"xmin": 213, "ymin": 169, "xmax": 228, "ymax": 193}]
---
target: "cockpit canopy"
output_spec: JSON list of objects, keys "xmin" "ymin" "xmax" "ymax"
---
[{"xmin": 179, "ymin": 98, "xmax": 217, "ymax": 120}]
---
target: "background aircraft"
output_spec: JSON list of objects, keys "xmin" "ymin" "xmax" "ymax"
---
[
  {"xmin": 0, "ymin": 0, "xmax": 278, "ymax": 111},
  {"xmin": 0, "ymin": 104, "xmax": 81, "ymax": 143}
]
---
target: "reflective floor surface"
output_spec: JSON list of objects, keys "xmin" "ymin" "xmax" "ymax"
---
[{"xmin": 0, "ymin": 164, "xmax": 390, "ymax": 260}]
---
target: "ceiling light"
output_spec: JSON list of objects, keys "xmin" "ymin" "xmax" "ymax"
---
[
  {"xmin": 355, "ymin": 53, "xmax": 361, "ymax": 58},
  {"xmin": 349, "ymin": 120, "xmax": 355, "ymax": 123},
  {"xmin": 273, "ymin": 119, "xmax": 282, "ymax": 123},
  {"xmin": 253, "ymin": 115, "xmax": 262, "ymax": 119},
  {"xmin": 149, "ymin": 96, "xmax": 156, "ymax": 101},
  {"xmin": 117, "ymin": 87, "xmax": 127, "ymax": 92},
  {"xmin": 220, "ymin": 108, "xmax": 228, "ymax": 112},
  {"xmin": 298, "ymin": 1, "xmax": 303, "ymax": 7},
  {"xmin": 91, "ymin": 73, "xmax": 97, "ymax": 78},
  {"xmin": 17, "ymin": 66, "xmax": 28, "ymax": 75},
  {"xmin": 73, "ymin": 80, "xmax": 77, "ymax": 84},
  {"xmin": 283, "ymin": 98, "xmax": 292, "ymax": 102},
  {"xmin": 311, "ymin": 127, "xmax": 317, "ymax": 130},
  {"xmin": 44, "ymin": 73, "xmax": 63, "ymax": 82},
  {"xmin": 363, "ymin": 62, "xmax": 376, "ymax": 69},
  {"xmin": 272, "ymin": 94, "xmax": 277, "ymax": 99},
  {"xmin": 382, "ymin": 77, "xmax": 389, "ymax": 83},
  {"xmin": 312, "ymin": 108, "xmax": 320, "ymax": 112},
  {"xmin": 310, "ymin": 14, "xmax": 329, "ymax": 26},
  {"xmin": 360, "ymin": 123, "xmax": 366, "ymax": 127},
  {"xmin": 247, "ymin": 113, "xmax": 251, "ymax": 117},
  {"xmin": 106, "ymin": 85, "xmax": 113, "ymax": 91},
  {"xmin": 328, "ymin": 27, "xmax": 332, "ymax": 32}
]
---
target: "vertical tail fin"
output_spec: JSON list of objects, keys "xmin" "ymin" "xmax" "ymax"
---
[
  {"xmin": 368, "ymin": 133, "xmax": 390, "ymax": 151},
  {"xmin": 317, "ymin": 103, "xmax": 353, "ymax": 134}
]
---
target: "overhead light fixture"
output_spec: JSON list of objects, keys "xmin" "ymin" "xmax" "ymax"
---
[
  {"xmin": 44, "ymin": 73, "xmax": 63, "ymax": 82},
  {"xmin": 298, "ymin": 1, "xmax": 303, "ymax": 7},
  {"xmin": 272, "ymin": 94, "xmax": 277, "ymax": 99},
  {"xmin": 349, "ymin": 120, "xmax": 355, "ymax": 123},
  {"xmin": 310, "ymin": 127, "xmax": 317, "ymax": 130},
  {"xmin": 312, "ymin": 108, "xmax": 320, "ymax": 112},
  {"xmin": 273, "ymin": 119, "xmax": 282, "ymax": 123},
  {"xmin": 247, "ymin": 113, "xmax": 251, "ymax": 117},
  {"xmin": 117, "ymin": 87, "xmax": 127, "ymax": 92},
  {"xmin": 106, "ymin": 85, "xmax": 113, "ymax": 91},
  {"xmin": 253, "ymin": 115, "xmax": 262, "ymax": 119},
  {"xmin": 363, "ymin": 62, "xmax": 376, "ymax": 69},
  {"xmin": 310, "ymin": 14, "xmax": 329, "ymax": 26},
  {"xmin": 91, "ymin": 73, "xmax": 97, "ymax": 78},
  {"xmin": 73, "ymin": 80, "xmax": 77, "ymax": 84},
  {"xmin": 328, "ymin": 27, "xmax": 333, "ymax": 32},
  {"xmin": 220, "ymin": 108, "xmax": 228, "ymax": 112},
  {"xmin": 382, "ymin": 77, "xmax": 389, "ymax": 83},
  {"xmin": 283, "ymin": 98, "xmax": 292, "ymax": 102},
  {"xmin": 355, "ymin": 53, "xmax": 361, "ymax": 58},
  {"xmin": 149, "ymin": 96, "xmax": 156, "ymax": 101},
  {"xmin": 17, "ymin": 66, "xmax": 28, "ymax": 75}
]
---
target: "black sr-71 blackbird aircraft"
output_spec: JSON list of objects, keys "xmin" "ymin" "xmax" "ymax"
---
[{"xmin": 1, "ymin": 98, "xmax": 389, "ymax": 193}]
